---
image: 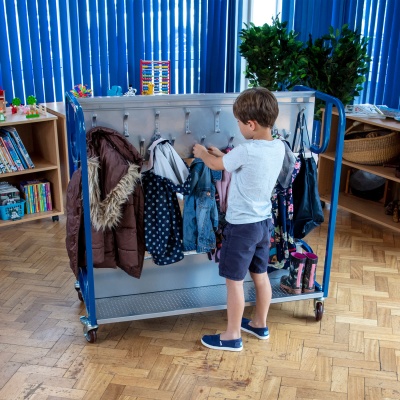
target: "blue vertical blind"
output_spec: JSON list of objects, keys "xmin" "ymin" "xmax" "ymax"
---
[
  {"xmin": 282, "ymin": 0, "xmax": 400, "ymax": 108},
  {"xmin": 0, "ymin": 0, "xmax": 243, "ymax": 105}
]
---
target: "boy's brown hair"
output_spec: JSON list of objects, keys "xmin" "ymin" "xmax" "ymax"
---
[{"xmin": 233, "ymin": 87, "xmax": 279, "ymax": 128}]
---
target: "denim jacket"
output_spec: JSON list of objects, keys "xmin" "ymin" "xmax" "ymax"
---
[{"xmin": 183, "ymin": 158, "xmax": 221, "ymax": 252}]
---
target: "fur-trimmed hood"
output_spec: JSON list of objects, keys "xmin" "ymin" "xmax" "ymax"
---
[
  {"xmin": 66, "ymin": 125, "xmax": 145, "ymax": 279},
  {"xmin": 88, "ymin": 157, "xmax": 141, "ymax": 230}
]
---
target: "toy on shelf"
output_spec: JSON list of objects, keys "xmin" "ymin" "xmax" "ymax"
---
[
  {"xmin": 123, "ymin": 85, "xmax": 137, "ymax": 96},
  {"xmin": 11, "ymin": 97, "xmax": 21, "ymax": 114},
  {"xmin": 0, "ymin": 90, "xmax": 6, "ymax": 113},
  {"xmin": 0, "ymin": 111, "xmax": 5, "ymax": 122},
  {"xmin": 142, "ymin": 82, "xmax": 154, "ymax": 95},
  {"xmin": 71, "ymin": 84, "xmax": 92, "ymax": 98},
  {"xmin": 140, "ymin": 60, "xmax": 170, "ymax": 95},
  {"xmin": 24, "ymin": 95, "xmax": 40, "ymax": 118},
  {"xmin": 107, "ymin": 86, "xmax": 122, "ymax": 96}
]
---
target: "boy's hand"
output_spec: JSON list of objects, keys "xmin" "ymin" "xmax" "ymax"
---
[
  {"xmin": 193, "ymin": 144, "xmax": 208, "ymax": 159},
  {"xmin": 193, "ymin": 144, "xmax": 225, "ymax": 171},
  {"xmin": 207, "ymin": 146, "xmax": 224, "ymax": 157}
]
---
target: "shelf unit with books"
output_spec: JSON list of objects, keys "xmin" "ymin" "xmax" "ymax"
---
[
  {"xmin": 0, "ymin": 110, "xmax": 63, "ymax": 226},
  {"xmin": 318, "ymin": 110, "xmax": 400, "ymax": 233}
]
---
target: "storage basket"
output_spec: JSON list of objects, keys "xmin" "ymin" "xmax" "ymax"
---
[
  {"xmin": 0, "ymin": 200, "xmax": 26, "ymax": 221},
  {"xmin": 343, "ymin": 130, "xmax": 400, "ymax": 165}
]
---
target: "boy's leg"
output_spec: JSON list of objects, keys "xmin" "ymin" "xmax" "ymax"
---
[
  {"xmin": 249, "ymin": 271, "xmax": 272, "ymax": 328},
  {"xmin": 220, "ymin": 278, "xmax": 245, "ymax": 340}
]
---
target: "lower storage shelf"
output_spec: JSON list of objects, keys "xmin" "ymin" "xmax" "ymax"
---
[
  {"xmin": 92, "ymin": 271, "xmax": 323, "ymax": 324},
  {"xmin": 0, "ymin": 209, "xmax": 62, "ymax": 226},
  {"xmin": 321, "ymin": 192, "xmax": 400, "ymax": 232}
]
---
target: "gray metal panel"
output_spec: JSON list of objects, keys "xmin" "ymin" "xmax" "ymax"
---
[
  {"xmin": 78, "ymin": 92, "xmax": 315, "ymax": 158},
  {"xmin": 94, "ymin": 252, "xmax": 252, "ymax": 298}
]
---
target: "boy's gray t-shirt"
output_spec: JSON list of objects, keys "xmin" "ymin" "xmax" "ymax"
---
[{"xmin": 222, "ymin": 139, "xmax": 285, "ymax": 224}]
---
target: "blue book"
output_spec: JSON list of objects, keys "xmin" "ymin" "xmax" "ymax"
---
[
  {"xmin": 0, "ymin": 131, "xmax": 24, "ymax": 171},
  {"xmin": 7, "ymin": 134, "xmax": 28, "ymax": 169},
  {"xmin": 1, "ymin": 126, "xmax": 35, "ymax": 168}
]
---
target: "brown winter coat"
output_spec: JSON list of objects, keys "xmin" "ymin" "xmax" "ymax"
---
[{"xmin": 66, "ymin": 126, "xmax": 145, "ymax": 279}]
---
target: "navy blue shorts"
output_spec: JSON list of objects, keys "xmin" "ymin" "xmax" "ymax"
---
[{"xmin": 219, "ymin": 219, "xmax": 273, "ymax": 281}]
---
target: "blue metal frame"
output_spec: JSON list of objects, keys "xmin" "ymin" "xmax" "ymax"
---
[
  {"xmin": 294, "ymin": 86, "xmax": 346, "ymax": 298},
  {"xmin": 65, "ymin": 92, "xmax": 97, "ymax": 327},
  {"xmin": 65, "ymin": 88, "xmax": 346, "ymax": 329}
]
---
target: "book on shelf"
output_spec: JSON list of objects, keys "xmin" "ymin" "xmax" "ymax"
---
[
  {"xmin": 0, "ymin": 136, "xmax": 18, "ymax": 172},
  {"xmin": 0, "ymin": 130, "xmax": 25, "ymax": 171},
  {"xmin": 376, "ymin": 105, "xmax": 400, "ymax": 119},
  {"xmin": 1, "ymin": 126, "xmax": 35, "ymax": 169},
  {"xmin": 20, "ymin": 179, "xmax": 52, "ymax": 214},
  {"xmin": 0, "ymin": 145, "xmax": 8, "ymax": 173},
  {"xmin": 344, "ymin": 104, "xmax": 386, "ymax": 119}
]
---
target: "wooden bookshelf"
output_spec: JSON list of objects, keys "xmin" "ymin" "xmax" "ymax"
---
[
  {"xmin": 319, "ymin": 111, "xmax": 400, "ymax": 232},
  {"xmin": 0, "ymin": 109, "xmax": 64, "ymax": 226}
]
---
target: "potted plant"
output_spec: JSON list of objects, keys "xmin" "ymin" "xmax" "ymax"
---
[
  {"xmin": 238, "ymin": 16, "xmax": 307, "ymax": 91},
  {"xmin": 301, "ymin": 24, "xmax": 370, "ymax": 106},
  {"xmin": 239, "ymin": 19, "xmax": 370, "ymax": 110}
]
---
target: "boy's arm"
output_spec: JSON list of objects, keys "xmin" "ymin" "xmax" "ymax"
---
[{"xmin": 193, "ymin": 144, "xmax": 225, "ymax": 171}]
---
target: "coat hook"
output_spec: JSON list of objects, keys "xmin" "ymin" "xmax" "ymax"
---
[
  {"xmin": 228, "ymin": 135, "xmax": 235, "ymax": 148},
  {"xmin": 200, "ymin": 135, "xmax": 206, "ymax": 145},
  {"xmin": 139, "ymin": 137, "xmax": 145, "ymax": 158},
  {"xmin": 155, "ymin": 110, "xmax": 160, "ymax": 135},
  {"xmin": 214, "ymin": 108, "xmax": 221, "ymax": 133},
  {"xmin": 170, "ymin": 134, "xmax": 176, "ymax": 147},
  {"xmin": 185, "ymin": 108, "xmax": 191, "ymax": 134},
  {"xmin": 282, "ymin": 128, "xmax": 290, "ymax": 139},
  {"xmin": 298, "ymin": 105, "xmax": 306, "ymax": 120},
  {"xmin": 123, "ymin": 112, "xmax": 129, "ymax": 137},
  {"xmin": 92, "ymin": 113, "xmax": 97, "ymax": 128}
]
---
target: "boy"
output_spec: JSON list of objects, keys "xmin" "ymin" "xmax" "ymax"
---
[{"xmin": 193, "ymin": 87, "xmax": 285, "ymax": 351}]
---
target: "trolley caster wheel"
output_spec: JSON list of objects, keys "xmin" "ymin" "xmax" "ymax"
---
[
  {"xmin": 74, "ymin": 281, "xmax": 83, "ymax": 302},
  {"xmin": 52, "ymin": 216, "xmax": 59, "ymax": 222},
  {"xmin": 85, "ymin": 329, "xmax": 97, "ymax": 343},
  {"xmin": 315, "ymin": 301, "xmax": 324, "ymax": 321}
]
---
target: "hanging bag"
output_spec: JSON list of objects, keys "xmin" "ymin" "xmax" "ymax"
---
[{"xmin": 291, "ymin": 112, "xmax": 324, "ymax": 239}]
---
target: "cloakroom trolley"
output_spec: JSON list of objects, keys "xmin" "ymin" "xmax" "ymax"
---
[{"xmin": 65, "ymin": 88, "xmax": 345, "ymax": 343}]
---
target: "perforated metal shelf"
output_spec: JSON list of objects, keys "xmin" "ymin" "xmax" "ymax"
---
[{"xmin": 96, "ymin": 280, "xmax": 323, "ymax": 324}]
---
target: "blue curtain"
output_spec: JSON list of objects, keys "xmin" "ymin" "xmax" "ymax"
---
[
  {"xmin": 282, "ymin": 0, "xmax": 400, "ymax": 108},
  {"xmin": 0, "ymin": 0, "xmax": 243, "ymax": 105}
]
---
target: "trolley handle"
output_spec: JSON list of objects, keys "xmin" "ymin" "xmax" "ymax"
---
[
  {"xmin": 293, "ymin": 85, "xmax": 346, "ymax": 155},
  {"xmin": 65, "ymin": 92, "xmax": 87, "ymax": 177}
]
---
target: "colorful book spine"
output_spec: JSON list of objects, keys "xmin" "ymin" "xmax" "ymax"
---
[
  {"xmin": 40, "ymin": 183, "xmax": 47, "ymax": 211},
  {"xmin": 39, "ymin": 184, "xmax": 45, "ymax": 212},
  {"xmin": 45, "ymin": 181, "xmax": 52, "ymax": 211},
  {"xmin": 28, "ymin": 185, "xmax": 33, "ymax": 213},
  {"xmin": 33, "ymin": 184, "xmax": 39, "ymax": 212},
  {"xmin": 32, "ymin": 184, "xmax": 38, "ymax": 212},
  {"xmin": 19, "ymin": 183, "xmax": 30, "ymax": 214}
]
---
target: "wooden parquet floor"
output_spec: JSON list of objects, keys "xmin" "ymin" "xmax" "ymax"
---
[{"xmin": 0, "ymin": 208, "xmax": 400, "ymax": 400}]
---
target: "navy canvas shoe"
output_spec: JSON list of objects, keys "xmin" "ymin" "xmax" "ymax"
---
[
  {"xmin": 241, "ymin": 318, "xmax": 269, "ymax": 339},
  {"xmin": 201, "ymin": 334, "xmax": 243, "ymax": 352}
]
